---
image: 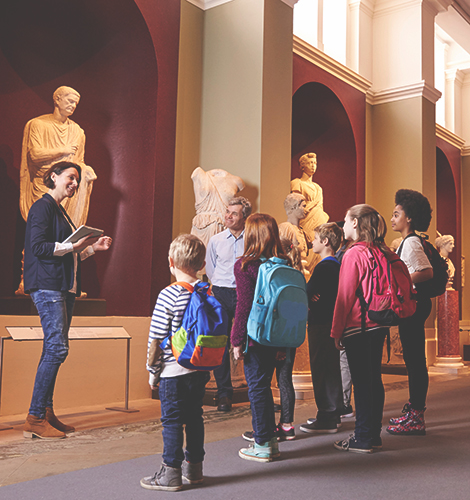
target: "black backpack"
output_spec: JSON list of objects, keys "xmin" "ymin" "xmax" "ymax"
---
[{"xmin": 398, "ymin": 233, "xmax": 448, "ymax": 298}]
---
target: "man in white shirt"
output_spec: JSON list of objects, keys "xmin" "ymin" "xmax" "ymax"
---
[{"xmin": 206, "ymin": 197, "xmax": 252, "ymax": 411}]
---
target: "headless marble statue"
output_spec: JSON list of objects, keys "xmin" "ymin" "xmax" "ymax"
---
[
  {"xmin": 191, "ymin": 167, "xmax": 245, "ymax": 248},
  {"xmin": 435, "ymin": 234, "xmax": 455, "ymax": 290},
  {"xmin": 290, "ymin": 153, "xmax": 328, "ymax": 274}
]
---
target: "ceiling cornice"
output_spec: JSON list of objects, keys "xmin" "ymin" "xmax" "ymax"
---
[
  {"xmin": 185, "ymin": 0, "xmax": 298, "ymax": 10},
  {"xmin": 293, "ymin": 36, "xmax": 372, "ymax": 94},
  {"xmin": 436, "ymin": 123, "xmax": 466, "ymax": 149}
]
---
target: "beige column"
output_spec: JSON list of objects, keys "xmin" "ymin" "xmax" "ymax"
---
[
  {"xmin": 366, "ymin": 0, "xmax": 452, "ymax": 358},
  {"xmin": 366, "ymin": 0, "xmax": 452, "ymax": 220},
  {"xmin": 199, "ymin": 0, "xmax": 296, "ymax": 220},
  {"xmin": 462, "ymin": 154, "xmax": 470, "ymax": 322}
]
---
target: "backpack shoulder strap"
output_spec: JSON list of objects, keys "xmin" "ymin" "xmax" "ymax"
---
[{"xmin": 171, "ymin": 281, "xmax": 195, "ymax": 293}]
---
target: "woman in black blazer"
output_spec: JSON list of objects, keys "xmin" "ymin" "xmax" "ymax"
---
[{"xmin": 23, "ymin": 161, "xmax": 112, "ymax": 439}]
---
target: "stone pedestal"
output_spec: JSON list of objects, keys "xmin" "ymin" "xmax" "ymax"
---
[
  {"xmin": 430, "ymin": 290, "xmax": 469, "ymax": 374},
  {"xmin": 292, "ymin": 335, "xmax": 314, "ymax": 400}
]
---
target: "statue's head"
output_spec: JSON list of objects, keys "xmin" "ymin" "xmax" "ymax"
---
[
  {"xmin": 53, "ymin": 86, "xmax": 81, "ymax": 117},
  {"xmin": 299, "ymin": 152, "xmax": 317, "ymax": 176},
  {"xmin": 435, "ymin": 234, "xmax": 454, "ymax": 254},
  {"xmin": 284, "ymin": 193, "xmax": 306, "ymax": 217}
]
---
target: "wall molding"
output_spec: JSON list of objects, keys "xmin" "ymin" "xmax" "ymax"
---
[
  {"xmin": 186, "ymin": 0, "xmax": 298, "ymax": 9},
  {"xmin": 293, "ymin": 36, "xmax": 372, "ymax": 94},
  {"xmin": 436, "ymin": 123, "xmax": 466, "ymax": 150},
  {"xmin": 373, "ymin": 0, "xmax": 453, "ymax": 18},
  {"xmin": 366, "ymin": 80, "xmax": 442, "ymax": 105}
]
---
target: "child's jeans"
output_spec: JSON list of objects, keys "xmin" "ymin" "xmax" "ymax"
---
[
  {"xmin": 308, "ymin": 323, "xmax": 343, "ymax": 422},
  {"xmin": 274, "ymin": 348, "xmax": 296, "ymax": 424},
  {"xmin": 159, "ymin": 371, "xmax": 210, "ymax": 469}
]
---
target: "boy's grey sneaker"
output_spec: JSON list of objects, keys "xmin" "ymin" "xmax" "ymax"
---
[
  {"xmin": 306, "ymin": 417, "xmax": 342, "ymax": 427},
  {"xmin": 340, "ymin": 404, "xmax": 355, "ymax": 418},
  {"xmin": 140, "ymin": 463, "xmax": 182, "ymax": 491},
  {"xmin": 300, "ymin": 420, "xmax": 339, "ymax": 433},
  {"xmin": 242, "ymin": 430, "xmax": 255, "ymax": 442},
  {"xmin": 334, "ymin": 434, "xmax": 373, "ymax": 454},
  {"xmin": 182, "ymin": 460, "xmax": 203, "ymax": 484}
]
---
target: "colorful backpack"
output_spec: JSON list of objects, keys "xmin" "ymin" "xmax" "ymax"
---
[
  {"xmin": 247, "ymin": 257, "xmax": 308, "ymax": 348},
  {"xmin": 161, "ymin": 282, "xmax": 229, "ymax": 370},
  {"xmin": 398, "ymin": 234, "xmax": 448, "ymax": 299},
  {"xmin": 354, "ymin": 243, "xmax": 417, "ymax": 328}
]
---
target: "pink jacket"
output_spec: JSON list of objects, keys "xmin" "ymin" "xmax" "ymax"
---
[{"xmin": 331, "ymin": 243, "xmax": 381, "ymax": 339}]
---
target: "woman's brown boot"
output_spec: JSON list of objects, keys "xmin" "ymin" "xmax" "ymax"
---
[
  {"xmin": 45, "ymin": 407, "xmax": 75, "ymax": 433},
  {"xmin": 23, "ymin": 414, "xmax": 66, "ymax": 439}
]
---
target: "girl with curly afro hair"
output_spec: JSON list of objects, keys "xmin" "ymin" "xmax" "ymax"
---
[{"xmin": 388, "ymin": 189, "xmax": 433, "ymax": 436}]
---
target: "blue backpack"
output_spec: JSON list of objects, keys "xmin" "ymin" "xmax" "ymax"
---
[
  {"xmin": 247, "ymin": 257, "xmax": 308, "ymax": 348},
  {"xmin": 161, "ymin": 282, "xmax": 229, "ymax": 370}
]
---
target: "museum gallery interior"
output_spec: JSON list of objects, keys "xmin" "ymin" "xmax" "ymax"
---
[{"xmin": 1, "ymin": 0, "xmax": 470, "ymax": 450}]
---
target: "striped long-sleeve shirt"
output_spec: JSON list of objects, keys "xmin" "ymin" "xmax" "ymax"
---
[{"xmin": 146, "ymin": 282, "xmax": 197, "ymax": 386}]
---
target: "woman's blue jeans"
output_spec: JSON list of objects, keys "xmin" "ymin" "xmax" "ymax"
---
[{"xmin": 29, "ymin": 290, "xmax": 75, "ymax": 418}]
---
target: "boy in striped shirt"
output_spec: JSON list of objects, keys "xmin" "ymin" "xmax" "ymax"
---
[{"xmin": 140, "ymin": 234, "xmax": 209, "ymax": 492}]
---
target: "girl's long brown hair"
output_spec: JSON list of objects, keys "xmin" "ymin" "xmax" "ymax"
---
[
  {"xmin": 347, "ymin": 204, "xmax": 389, "ymax": 253},
  {"xmin": 240, "ymin": 213, "xmax": 291, "ymax": 270}
]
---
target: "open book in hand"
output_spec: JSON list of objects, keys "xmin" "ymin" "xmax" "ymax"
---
[{"xmin": 62, "ymin": 225, "xmax": 104, "ymax": 245}]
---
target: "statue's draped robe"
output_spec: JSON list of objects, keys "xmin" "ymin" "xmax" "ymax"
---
[{"xmin": 20, "ymin": 114, "xmax": 96, "ymax": 227}]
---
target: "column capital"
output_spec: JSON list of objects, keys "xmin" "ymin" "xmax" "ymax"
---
[
  {"xmin": 367, "ymin": 80, "xmax": 442, "ymax": 105},
  {"xmin": 186, "ymin": 0, "xmax": 233, "ymax": 10},
  {"xmin": 445, "ymin": 68, "xmax": 465, "ymax": 85},
  {"xmin": 349, "ymin": 0, "xmax": 374, "ymax": 17}
]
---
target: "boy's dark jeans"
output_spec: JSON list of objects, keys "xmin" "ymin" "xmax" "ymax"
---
[
  {"xmin": 211, "ymin": 286, "xmax": 236, "ymax": 400},
  {"xmin": 308, "ymin": 323, "xmax": 342, "ymax": 422},
  {"xmin": 159, "ymin": 371, "xmax": 210, "ymax": 468}
]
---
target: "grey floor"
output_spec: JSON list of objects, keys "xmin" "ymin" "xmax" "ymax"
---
[{"xmin": 1, "ymin": 373, "xmax": 469, "ymax": 500}]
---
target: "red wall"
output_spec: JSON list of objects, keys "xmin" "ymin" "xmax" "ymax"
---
[
  {"xmin": 0, "ymin": 0, "xmax": 180, "ymax": 316},
  {"xmin": 436, "ymin": 139, "xmax": 462, "ymax": 297},
  {"xmin": 293, "ymin": 53, "xmax": 366, "ymax": 221}
]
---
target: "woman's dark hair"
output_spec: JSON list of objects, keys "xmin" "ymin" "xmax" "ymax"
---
[
  {"xmin": 395, "ymin": 189, "xmax": 432, "ymax": 232},
  {"xmin": 43, "ymin": 162, "xmax": 82, "ymax": 189}
]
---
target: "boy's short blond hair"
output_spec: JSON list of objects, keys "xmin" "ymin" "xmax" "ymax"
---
[
  {"xmin": 169, "ymin": 234, "xmax": 205, "ymax": 274},
  {"xmin": 314, "ymin": 223, "xmax": 342, "ymax": 253}
]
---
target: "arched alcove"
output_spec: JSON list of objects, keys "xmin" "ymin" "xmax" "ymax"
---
[
  {"xmin": 0, "ymin": 0, "xmax": 180, "ymax": 315},
  {"xmin": 291, "ymin": 82, "xmax": 357, "ymax": 223},
  {"xmin": 436, "ymin": 147, "xmax": 460, "ymax": 293}
]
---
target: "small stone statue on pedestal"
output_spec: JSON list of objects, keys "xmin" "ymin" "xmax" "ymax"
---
[
  {"xmin": 431, "ymin": 233, "xmax": 468, "ymax": 374},
  {"xmin": 435, "ymin": 234, "xmax": 455, "ymax": 290}
]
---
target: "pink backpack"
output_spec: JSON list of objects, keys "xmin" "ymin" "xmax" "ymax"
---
[{"xmin": 354, "ymin": 242, "xmax": 417, "ymax": 328}]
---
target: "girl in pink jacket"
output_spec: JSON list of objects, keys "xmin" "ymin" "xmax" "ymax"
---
[{"xmin": 331, "ymin": 204, "xmax": 389, "ymax": 453}]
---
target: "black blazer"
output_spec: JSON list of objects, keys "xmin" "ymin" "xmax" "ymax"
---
[{"xmin": 24, "ymin": 193, "xmax": 81, "ymax": 295}]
